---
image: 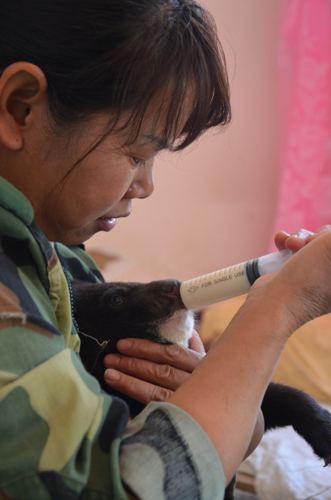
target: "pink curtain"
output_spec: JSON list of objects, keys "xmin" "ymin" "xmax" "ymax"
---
[{"xmin": 271, "ymin": 0, "xmax": 331, "ymax": 248}]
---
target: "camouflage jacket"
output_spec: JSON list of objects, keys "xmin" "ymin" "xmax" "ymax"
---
[{"xmin": 0, "ymin": 177, "xmax": 225, "ymax": 500}]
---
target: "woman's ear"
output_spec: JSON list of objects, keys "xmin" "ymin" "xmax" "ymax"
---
[{"xmin": 0, "ymin": 62, "xmax": 48, "ymax": 150}]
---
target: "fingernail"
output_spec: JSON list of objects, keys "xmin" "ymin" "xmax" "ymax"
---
[
  {"xmin": 105, "ymin": 369, "xmax": 120, "ymax": 382},
  {"xmin": 117, "ymin": 339, "xmax": 133, "ymax": 351}
]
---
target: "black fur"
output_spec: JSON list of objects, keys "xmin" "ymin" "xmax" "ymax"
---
[
  {"xmin": 72, "ymin": 279, "xmax": 331, "ymax": 499},
  {"xmin": 72, "ymin": 279, "xmax": 188, "ymax": 415}
]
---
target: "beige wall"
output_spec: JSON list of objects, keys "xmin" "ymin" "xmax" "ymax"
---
[{"xmin": 86, "ymin": 0, "xmax": 281, "ymax": 283}]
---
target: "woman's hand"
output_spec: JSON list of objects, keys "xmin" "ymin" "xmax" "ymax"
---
[
  {"xmin": 103, "ymin": 329, "xmax": 205, "ymax": 405},
  {"xmin": 252, "ymin": 225, "xmax": 331, "ymax": 333}
]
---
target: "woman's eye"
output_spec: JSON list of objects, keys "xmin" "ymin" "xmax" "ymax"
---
[{"xmin": 132, "ymin": 158, "xmax": 146, "ymax": 169}]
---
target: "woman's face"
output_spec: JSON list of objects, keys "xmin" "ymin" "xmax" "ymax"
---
[{"xmin": 13, "ymin": 112, "xmax": 166, "ymax": 244}]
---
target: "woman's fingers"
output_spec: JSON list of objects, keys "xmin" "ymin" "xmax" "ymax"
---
[
  {"xmin": 103, "ymin": 333, "xmax": 205, "ymax": 402},
  {"xmin": 274, "ymin": 226, "xmax": 331, "ymax": 252},
  {"xmin": 274, "ymin": 230, "xmax": 290, "ymax": 251},
  {"xmin": 104, "ymin": 368, "xmax": 174, "ymax": 405},
  {"xmin": 189, "ymin": 329, "xmax": 206, "ymax": 355},
  {"xmin": 274, "ymin": 229, "xmax": 314, "ymax": 251},
  {"xmin": 112, "ymin": 335, "xmax": 205, "ymax": 372},
  {"xmin": 104, "ymin": 351, "xmax": 192, "ymax": 392}
]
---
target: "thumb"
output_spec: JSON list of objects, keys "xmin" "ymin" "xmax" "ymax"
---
[{"xmin": 189, "ymin": 329, "xmax": 206, "ymax": 355}]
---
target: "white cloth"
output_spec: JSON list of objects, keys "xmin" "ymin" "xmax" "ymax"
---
[{"xmin": 240, "ymin": 423, "xmax": 331, "ymax": 500}]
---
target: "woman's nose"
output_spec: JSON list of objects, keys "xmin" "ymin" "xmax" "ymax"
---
[{"xmin": 125, "ymin": 162, "xmax": 155, "ymax": 200}]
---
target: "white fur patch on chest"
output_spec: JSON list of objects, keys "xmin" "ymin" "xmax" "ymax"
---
[{"xmin": 158, "ymin": 309, "xmax": 195, "ymax": 347}]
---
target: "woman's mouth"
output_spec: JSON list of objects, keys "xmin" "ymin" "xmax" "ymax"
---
[{"xmin": 96, "ymin": 217, "xmax": 117, "ymax": 232}]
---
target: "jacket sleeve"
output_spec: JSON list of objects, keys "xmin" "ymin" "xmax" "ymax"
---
[{"xmin": 120, "ymin": 402, "xmax": 226, "ymax": 500}]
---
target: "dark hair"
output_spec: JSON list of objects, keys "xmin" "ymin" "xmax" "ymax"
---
[{"xmin": 0, "ymin": 0, "xmax": 231, "ymax": 151}]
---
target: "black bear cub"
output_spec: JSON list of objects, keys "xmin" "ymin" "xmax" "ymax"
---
[{"xmin": 72, "ymin": 279, "xmax": 331, "ymax": 500}]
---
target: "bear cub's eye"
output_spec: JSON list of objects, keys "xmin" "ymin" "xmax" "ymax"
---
[{"xmin": 110, "ymin": 295, "xmax": 123, "ymax": 305}]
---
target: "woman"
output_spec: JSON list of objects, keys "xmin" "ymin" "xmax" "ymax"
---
[{"xmin": 0, "ymin": 1, "xmax": 330, "ymax": 498}]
